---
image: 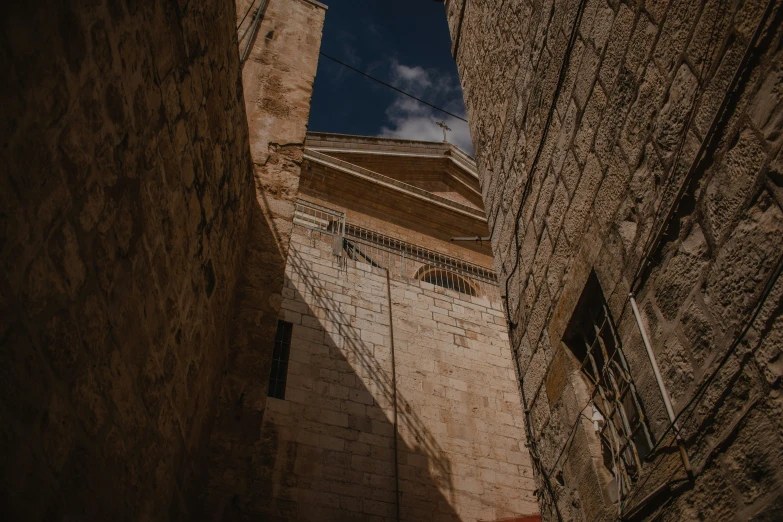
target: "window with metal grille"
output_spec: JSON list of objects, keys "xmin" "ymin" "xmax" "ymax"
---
[
  {"xmin": 268, "ymin": 320, "xmax": 293, "ymax": 400},
  {"xmin": 418, "ymin": 267, "xmax": 478, "ymax": 297},
  {"xmin": 562, "ymin": 273, "xmax": 654, "ymax": 501}
]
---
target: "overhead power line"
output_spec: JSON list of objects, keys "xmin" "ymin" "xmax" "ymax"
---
[
  {"xmin": 318, "ymin": 51, "xmax": 469, "ymax": 123},
  {"xmin": 236, "ymin": 0, "xmax": 256, "ymax": 30}
]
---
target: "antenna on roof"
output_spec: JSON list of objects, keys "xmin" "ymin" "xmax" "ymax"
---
[{"xmin": 436, "ymin": 121, "xmax": 452, "ymax": 143}]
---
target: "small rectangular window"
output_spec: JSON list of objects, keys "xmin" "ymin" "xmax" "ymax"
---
[
  {"xmin": 268, "ymin": 320, "xmax": 293, "ymax": 400},
  {"xmin": 563, "ymin": 273, "xmax": 654, "ymax": 501}
]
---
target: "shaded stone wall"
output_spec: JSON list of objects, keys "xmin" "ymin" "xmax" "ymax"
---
[
  {"xmin": 256, "ymin": 225, "xmax": 537, "ymax": 521},
  {"xmin": 445, "ymin": 0, "xmax": 783, "ymax": 520},
  {"xmin": 1, "ymin": 0, "xmax": 253, "ymax": 520},
  {"xmin": 201, "ymin": 0, "xmax": 326, "ymax": 518}
]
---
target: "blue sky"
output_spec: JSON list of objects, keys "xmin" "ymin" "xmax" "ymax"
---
[{"xmin": 307, "ymin": 0, "xmax": 473, "ymax": 154}]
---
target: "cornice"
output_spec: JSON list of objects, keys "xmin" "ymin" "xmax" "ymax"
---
[
  {"xmin": 297, "ymin": 0, "xmax": 328, "ymax": 10},
  {"xmin": 303, "ymin": 149, "xmax": 487, "ymax": 223},
  {"xmin": 308, "ymin": 147, "xmax": 479, "ymax": 180}
]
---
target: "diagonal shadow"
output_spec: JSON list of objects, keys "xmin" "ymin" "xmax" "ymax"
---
[
  {"xmin": 246, "ymin": 228, "xmax": 463, "ymax": 521},
  {"xmin": 290, "ymin": 237, "xmax": 456, "ymax": 494}
]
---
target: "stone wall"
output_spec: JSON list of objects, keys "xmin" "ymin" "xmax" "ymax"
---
[
  {"xmin": 445, "ymin": 0, "xmax": 783, "ymax": 520},
  {"xmin": 1, "ymin": 0, "xmax": 253, "ymax": 519},
  {"xmin": 201, "ymin": 0, "xmax": 326, "ymax": 518},
  {"xmin": 254, "ymin": 225, "xmax": 537, "ymax": 521}
]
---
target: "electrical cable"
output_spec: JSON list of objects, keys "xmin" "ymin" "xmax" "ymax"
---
[
  {"xmin": 239, "ymin": 0, "xmax": 268, "ymax": 63},
  {"xmin": 451, "ymin": 0, "xmax": 469, "ymax": 60},
  {"xmin": 236, "ymin": 0, "xmax": 256, "ymax": 30},
  {"xmin": 501, "ymin": 0, "xmax": 588, "ymax": 328},
  {"xmin": 617, "ymin": 248, "xmax": 783, "ymax": 519},
  {"xmin": 646, "ymin": 250, "xmax": 783, "ymax": 455},
  {"xmin": 512, "ymin": 319, "xmax": 563, "ymax": 520},
  {"xmin": 630, "ymin": 0, "xmax": 777, "ymax": 298},
  {"xmin": 632, "ymin": 0, "xmax": 778, "ymax": 456},
  {"xmin": 500, "ymin": 4, "xmax": 589, "ymax": 519},
  {"xmin": 317, "ymin": 51, "xmax": 468, "ymax": 122}
]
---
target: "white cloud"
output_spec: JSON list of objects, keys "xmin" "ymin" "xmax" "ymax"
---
[
  {"xmin": 378, "ymin": 61, "xmax": 474, "ymax": 155},
  {"xmin": 328, "ymin": 31, "xmax": 362, "ymax": 83},
  {"xmin": 393, "ymin": 63, "xmax": 432, "ymax": 89},
  {"xmin": 380, "ymin": 114, "xmax": 472, "ymax": 153}
]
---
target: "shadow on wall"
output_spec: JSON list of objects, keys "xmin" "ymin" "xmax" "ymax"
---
[
  {"xmin": 1, "ymin": 0, "xmax": 255, "ymax": 520},
  {"xmin": 237, "ymin": 240, "xmax": 463, "ymax": 521},
  {"xmin": 200, "ymin": 153, "xmax": 307, "ymax": 518}
]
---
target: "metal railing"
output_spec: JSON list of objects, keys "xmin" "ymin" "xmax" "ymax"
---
[
  {"xmin": 293, "ymin": 199, "xmax": 499, "ymax": 301},
  {"xmin": 294, "ymin": 199, "xmax": 345, "ymax": 235}
]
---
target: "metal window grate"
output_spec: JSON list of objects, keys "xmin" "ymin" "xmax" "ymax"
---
[
  {"xmin": 564, "ymin": 275, "xmax": 654, "ymax": 503},
  {"xmin": 268, "ymin": 320, "xmax": 293, "ymax": 400}
]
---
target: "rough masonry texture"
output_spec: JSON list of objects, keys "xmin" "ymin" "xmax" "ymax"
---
[
  {"xmin": 445, "ymin": 0, "xmax": 783, "ymax": 520},
  {"xmin": 201, "ymin": 0, "xmax": 326, "ymax": 519},
  {"xmin": 1, "ymin": 0, "xmax": 253, "ymax": 519},
  {"xmin": 262, "ymin": 228, "xmax": 533, "ymax": 521},
  {"xmin": 248, "ymin": 133, "xmax": 539, "ymax": 521}
]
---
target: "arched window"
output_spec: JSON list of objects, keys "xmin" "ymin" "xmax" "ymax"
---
[{"xmin": 415, "ymin": 266, "xmax": 478, "ymax": 297}]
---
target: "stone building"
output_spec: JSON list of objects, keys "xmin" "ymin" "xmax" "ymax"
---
[
  {"xmin": 245, "ymin": 131, "xmax": 538, "ymax": 520},
  {"xmin": 443, "ymin": 0, "xmax": 783, "ymax": 520},
  {"xmin": 3, "ymin": 0, "xmax": 783, "ymax": 520},
  {"xmin": 2, "ymin": 0, "xmax": 540, "ymax": 519},
  {"xmin": 1, "ymin": 0, "xmax": 329, "ymax": 519}
]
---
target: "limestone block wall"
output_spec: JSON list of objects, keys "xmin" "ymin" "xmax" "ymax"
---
[
  {"xmin": 445, "ymin": 0, "xmax": 783, "ymax": 520},
  {"xmin": 201, "ymin": 0, "xmax": 327, "ymax": 518},
  {"xmin": 1, "ymin": 0, "xmax": 253, "ymax": 520},
  {"xmin": 255, "ymin": 226, "xmax": 538, "ymax": 521}
]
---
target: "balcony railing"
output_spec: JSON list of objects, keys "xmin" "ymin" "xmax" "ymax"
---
[{"xmin": 293, "ymin": 199, "xmax": 500, "ymax": 302}]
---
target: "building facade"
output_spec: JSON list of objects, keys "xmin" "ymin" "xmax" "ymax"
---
[
  {"xmin": 5, "ymin": 0, "xmax": 783, "ymax": 520},
  {"xmin": 444, "ymin": 0, "xmax": 783, "ymax": 520},
  {"xmin": 251, "ymin": 132, "xmax": 539, "ymax": 521}
]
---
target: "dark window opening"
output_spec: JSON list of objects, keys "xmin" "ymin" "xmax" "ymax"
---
[
  {"xmin": 268, "ymin": 320, "xmax": 293, "ymax": 400},
  {"xmin": 562, "ymin": 272, "xmax": 654, "ymax": 501}
]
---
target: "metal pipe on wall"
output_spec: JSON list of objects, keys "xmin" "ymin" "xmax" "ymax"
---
[
  {"xmin": 628, "ymin": 294, "xmax": 692, "ymax": 477},
  {"xmin": 386, "ymin": 270, "xmax": 401, "ymax": 522},
  {"xmin": 239, "ymin": 0, "xmax": 270, "ymax": 63}
]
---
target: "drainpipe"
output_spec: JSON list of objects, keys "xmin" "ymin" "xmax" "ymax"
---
[
  {"xmin": 386, "ymin": 270, "xmax": 401, "ymax": 522},
  {"xmin": 628, "ymin": 294, "xmax": 693, "ymax": 478}
]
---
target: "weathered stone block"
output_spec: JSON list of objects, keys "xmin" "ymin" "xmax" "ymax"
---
[
  {"xmin": 723, "ymin": 407, "xmax": 783, "ymax": 504},
  {"xmin": 652, "ymin": 0, "xmax": 700, "ymax": 74},
  {"xmin": 653, "ymin": 224, "xmax": 709, "ymax": 320},
  {"xmin": 653, "ymin": 63, "xmax": 699, "ymax": 161},
  {"xmin": 706, "ymin": 191, "xmax": 783, "ymax": 328}
]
